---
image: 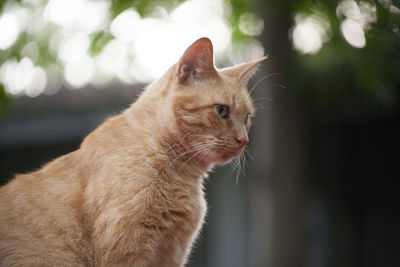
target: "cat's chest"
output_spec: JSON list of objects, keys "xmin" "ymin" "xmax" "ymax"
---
[
  {"xmin": 145, "ymin": 180, "xmax": 207, "ymax": 265},
  {"xmin": 156, "ymin": 180, "xmax": 207, "ymax": 231}
]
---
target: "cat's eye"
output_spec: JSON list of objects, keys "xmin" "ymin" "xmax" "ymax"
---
[
  {"xmin": 245, "ymin": 114, "xmax": 250, "ymax": 125},
  {"xmin": 214, "ymin": 104, "xmax": 229, "ymax": 119}
]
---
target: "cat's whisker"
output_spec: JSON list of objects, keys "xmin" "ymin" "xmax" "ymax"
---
[
  {"xmin": 190, "ymin": 141, "xmax": 219, "ymax": 163},
  {"xmin": 228, "ymin": 157, "xmax": 239, "ymax": 171},
  {"xmin": 235, "ymin": 155, "xmax": 242, "ymax": 184},
  {"xmin": 169, "ymin": 141, "xmax": 203, "ymax": 167},
  {"xmin": 228, "ymin": 159, "xmax": 236, "ymax": 168},
  {"xmin": 239, "ymin": 153, "xmax": 248, "ymax": 183},
  {"xmin": 254, "ymin": 103, "xmax": 266, "ymax": 110},
  {"xmin": 196, "ymin": 148, "xmax": 210, "ymax": 163},
  {"xmin": 241, "ymin": 152, "xmax": 247, "ymax": 173},
  {"xmin": 250, "ymin": 97, "xmax": 273, "ymax": 111},
  {"xmin": 249, "ymin": 72, "xmax": 283, "ymax": 96},
  {"xmin": 169, "ymin": 141, "xmax": 209, "ymax": 167},
  {"xmin": 270, "ymin": 83, "xmax": 287, "ymax": 91},
  {"xmin": 198, "ymin": 148, "xmax": 216, "ymax": 164},
  {"xmin": 171, "ymin": 139, "xmax": 218, "ymax": 168},
  {"xmin": 253, "ymin": 97, "xmax": 273, "ymax": 103},
  {"xmin": 177, "ymin": 131, "xmax": 193, "ymax": 145},
  {"xmin": 178, "ymin": 145, "xmax": 212, "ymax": 170},
  {"xmin": 244, "ymin": 148, "xmax": 254, "ymax": 160},
  {"xmin": 227, "ymin": 156, "xmax": 241, "ymax": 183},
  {"xmin": 165, "ymin": 132, "xmax": 216, "ymax": 161},
  {"xmin": 228, "ymin": 148, "xmax": 250, "ymax": 184}
]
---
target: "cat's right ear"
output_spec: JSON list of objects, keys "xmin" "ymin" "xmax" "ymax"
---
[
  {"xmin": 177, "ymin": 38, "xmax": 217, "ymax": 83},
  {"xmin": 220, "ymin": 56, "xmax": 267, "ymax": 86}
]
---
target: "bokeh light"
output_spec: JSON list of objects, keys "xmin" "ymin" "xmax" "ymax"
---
[
  {"xmin": 340, "ymin": 18, "xmax": 366, "ymax": 48},
  {"xmin": 239, "ymin": 12, "xmax": 264, "ymax": 36},
  {"xmin": 336, "ymin": 0, "xmax": 376, "ymax": 48},
  {"xmin": 0, "ymin": 12, "xmax": 20, "ymax": 50},
  {"xmin": 291, "ymin": 13, "xmax": 330, "ymax": 54},
  {"xmin": 0, "ymin": 0, "xmax": 264, "ymax": 98}
]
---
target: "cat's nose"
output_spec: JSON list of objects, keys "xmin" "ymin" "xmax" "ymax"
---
[{"xmin": 235, "ymin": 137, "xmax": 248, "ymax": 148}]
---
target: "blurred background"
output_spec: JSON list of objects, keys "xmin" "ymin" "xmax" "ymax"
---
[{"xmin": 0, "ymin": 0, "xmax": 399, "ymax": 266}]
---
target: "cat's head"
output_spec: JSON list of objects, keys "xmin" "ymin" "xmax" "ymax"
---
[{"xmin": 166, "ymin": 38, "xmax": 266, "ymax": 165}]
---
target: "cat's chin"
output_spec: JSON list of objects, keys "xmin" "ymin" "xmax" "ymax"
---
[{"xmin": 205, "ymin": 148, "xmax": 243, "ymax": 164}]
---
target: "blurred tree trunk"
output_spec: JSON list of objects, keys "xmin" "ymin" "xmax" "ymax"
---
[{"xmin": 249, "ymin": 0, "xmax": 306, "ymax": 266}]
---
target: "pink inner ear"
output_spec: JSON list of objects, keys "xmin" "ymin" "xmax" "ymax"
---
[{"xmin": 178, "ymin": 38, "xmax": 216, "ymax": 82}]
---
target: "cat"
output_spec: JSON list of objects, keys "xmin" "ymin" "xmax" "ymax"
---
[{"xmin": 0, "ymin": 37, "xmax": 265, "ymax": 266}]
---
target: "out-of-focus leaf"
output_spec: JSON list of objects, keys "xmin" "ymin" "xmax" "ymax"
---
[
  {"xmin": 110, "ymin": 0, "xmax": 135, "ymax": 18},
  {"xmin": 110, "ymin": 0, "xmax": 185, "ymax": 18},
  {"xmin": 89, "ymin": 31, "xmax": 115, "ymax": 56}
]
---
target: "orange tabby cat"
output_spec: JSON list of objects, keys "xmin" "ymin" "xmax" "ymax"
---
[{"xmin": 0, "ymin": 38, "xmax": 265, "ymax": 266}]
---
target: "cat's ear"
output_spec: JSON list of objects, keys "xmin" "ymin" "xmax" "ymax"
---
[
  {"xmin": 177, "ymin": 37, "xmax": 217, "ymax": 83},
  {"xmin": 221, "ymin": 56, "xmax": 267, "ymax": 85}
]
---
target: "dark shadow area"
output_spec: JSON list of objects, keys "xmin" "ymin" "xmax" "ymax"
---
[{"xmin": 304, "ymin": 113, "xmax": 400, "ymax": 267}]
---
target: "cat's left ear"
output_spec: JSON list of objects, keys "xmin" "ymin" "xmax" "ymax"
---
[
  {"xmin": 221, "ymin": 56, "xmax": 267, "ymax": 85},
  {"xmin": 177, "ymin": 37, "xmax": 217, "ymax": 83}
]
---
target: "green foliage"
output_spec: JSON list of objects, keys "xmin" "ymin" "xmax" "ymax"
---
[
  {"xmin": 89, "ymin": 31, "xmax": 115, "ymax": 56},
  {"xmin": 0, "ymin": 0, "xmax": 259, "ymax": 115},
  {"xmin": 110, "ymin": 0, "xmax": 185, "ymax": 18},
  {"xmin": 225, "ymin": 0, "xmax": 256, "ymax": 43},
  {"xmin": 288, "ymin": 0, "xmax": 400, "ymax": 111}
]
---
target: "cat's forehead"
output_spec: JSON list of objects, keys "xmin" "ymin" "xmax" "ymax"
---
[
  {"xmin": 212, "ymin": 78, "xmax": 255, "ymax": 114},
  {"xmin": 230, "ymin": 87, "xmax": 255, "ymax": 115}
]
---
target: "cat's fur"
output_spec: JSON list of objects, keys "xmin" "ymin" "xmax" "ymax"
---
[{"xmin": 0, "ymin": 38, "xmax": 265, "ymax": 266}]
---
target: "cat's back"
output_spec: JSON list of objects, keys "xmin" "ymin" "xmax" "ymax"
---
[
  {"xmin": 0, "ymin": 112, "xmax": 157, "ymax": 266},
  {"xmin": 0, "ymin": 151, "xmax": 92, "ymax": 266}
]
